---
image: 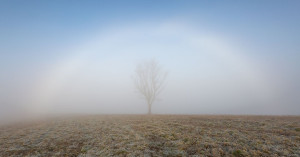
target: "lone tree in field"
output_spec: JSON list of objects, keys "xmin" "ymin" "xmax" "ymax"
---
[{"xmin": 133, "ymin": 59, "xmax": 167, "ymax": 114}]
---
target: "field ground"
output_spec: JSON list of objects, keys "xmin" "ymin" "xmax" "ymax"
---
[{"xmin": 0, "ymin": 115, "xmax": 299, "ymax": 156}]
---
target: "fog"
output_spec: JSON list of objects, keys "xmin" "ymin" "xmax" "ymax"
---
[{"xmin": 1, "ymin": 1, "xmax": 300, "ymax": 122}]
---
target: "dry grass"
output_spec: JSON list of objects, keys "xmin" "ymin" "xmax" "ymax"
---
[{"xmin": 0, "ymin": 115, "xmax": 299, "ymax": 156}]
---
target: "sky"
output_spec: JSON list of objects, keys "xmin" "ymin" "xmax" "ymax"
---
[{"xmin": 0, "ymin": 0, "xmax": 300, "ymax": 119}]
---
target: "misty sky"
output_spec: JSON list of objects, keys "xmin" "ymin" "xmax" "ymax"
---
[{"xmin": 0, "ymin": 0, "xmax": 300, "ymax": 118}]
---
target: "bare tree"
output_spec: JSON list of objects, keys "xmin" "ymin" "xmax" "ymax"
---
[{"xmin": 133, "ymin": 59, "xmax": 167, "ymax": 114}]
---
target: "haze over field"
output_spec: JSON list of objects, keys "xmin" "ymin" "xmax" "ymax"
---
[{"xmin": 0, "ymin": 0, "xmax": 300, "ymax": 120}]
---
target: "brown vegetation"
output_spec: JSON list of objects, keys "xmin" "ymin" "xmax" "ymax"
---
[{"xmin": 0, "ymin": 115, "xmax": 299, "ymax": 156}]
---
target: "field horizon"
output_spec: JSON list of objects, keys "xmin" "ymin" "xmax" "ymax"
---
[{"xmin": 1, "ymin": 115, "xmax": 299, "ymax": 156}]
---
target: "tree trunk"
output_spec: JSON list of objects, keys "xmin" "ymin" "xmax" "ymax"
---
[{"xmin": 148, "ymin": 103, "xmax": 152, "ymax": 115}]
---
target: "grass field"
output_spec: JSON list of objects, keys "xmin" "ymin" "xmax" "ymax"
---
[{"xmin": 0, "ymin": 115, "xmax": 299, "ymax": 156}]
